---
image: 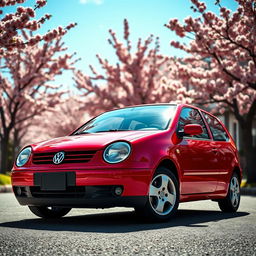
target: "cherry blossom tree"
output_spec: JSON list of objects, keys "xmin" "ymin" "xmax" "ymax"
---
[
  {"xmin": 0, "ymin": 33, "xmax": 76, "ymax": 173},
  {"xmin": 0, "ymin": 0, "xmax": 76, "ymax": 54},
  {"xmin": 74, "ymin": 19, "xmax": 177, "ymax": 116},
  {"xmin": 165, "ymin": 0, "xmax": 256, "ymax": 183},
  {"xmin": 22, "ymin": 95, "xmax": 88, "ymax": 146}
]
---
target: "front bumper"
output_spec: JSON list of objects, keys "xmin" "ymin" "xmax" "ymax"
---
[
  {"xmin": 13, "ymin": 186, "xmax": 147, "ymax": 208},
  {"xmin": 11, "ymin": 168, "xmax": 151, "ymax": 208}
]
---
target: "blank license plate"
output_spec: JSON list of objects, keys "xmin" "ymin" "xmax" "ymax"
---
[
  {"xmin": 34, "ymin": 172, "xmax": 76, "ymax": 191},
  {"xmin": 36, "ymin": 172, "xmax": 66, "ymax": 191}
]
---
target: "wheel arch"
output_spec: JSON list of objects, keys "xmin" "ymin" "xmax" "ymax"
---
[
  {"xmin": 155, "ymin": 158, "xmax": 180, "ymax": 185},
  {"xmin": 233, "ymin": 166, "xmax": 242, "ymax": 184}
]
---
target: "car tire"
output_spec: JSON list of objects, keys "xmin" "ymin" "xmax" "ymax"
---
[
  {"xmin": 28, "ymin": 206, "xmax": 71, "ymax": 219},
  {"xmin": 135, "ymin": 167, "xmax": 179, "ymax": 222},
  {"xmin": 218, "ymin": 173, "xmax": 240, "ymax": 212}
]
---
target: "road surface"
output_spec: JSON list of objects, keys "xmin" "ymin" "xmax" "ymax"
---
[{"xmin": 0, "ymin": 193, "xmax": 255, "ymax": 255}]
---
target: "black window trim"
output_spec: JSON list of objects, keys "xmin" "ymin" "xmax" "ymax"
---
[
  {"xmin": 201, "ymin": 110, "xmax": 230, "ymax": 142},
  {"xmin": 176, "ymin": 107, "xmax": 211, "ymax": 141}
]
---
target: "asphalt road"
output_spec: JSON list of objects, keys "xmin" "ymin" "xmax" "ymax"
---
[{"xmin": 0, "ymin": 193, "xmax": 255, "ymax": 256}]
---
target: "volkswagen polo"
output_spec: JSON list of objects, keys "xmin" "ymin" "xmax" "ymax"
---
[{"xmin": 11, "ymin": 104, "xmax": 242, "ymax": 221}]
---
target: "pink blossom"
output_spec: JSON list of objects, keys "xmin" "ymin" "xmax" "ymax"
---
[
  {"xmin": 36, "ymin": 0, "xmax": 47, "ymax": 8},
  {"xmin": 0, "ymin": 0, "xmax": 76, "ymax": 54},
  {"xmin": 74, "ymin": 19, "xmax": 177, "ymax": 116}
]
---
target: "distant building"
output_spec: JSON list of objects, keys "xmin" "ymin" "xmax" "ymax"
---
[{"xmin": 217, "ymin": 112, "xmax": 256, "ymax": 152}]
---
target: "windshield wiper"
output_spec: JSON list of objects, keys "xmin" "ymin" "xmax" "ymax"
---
[
  {"xmin": 72, "ymin": 132, "xmax": 91, "ymax": 135},
  {"xmin": 94, "ymin": 129, "xmax": 130, "ymax": 133}
]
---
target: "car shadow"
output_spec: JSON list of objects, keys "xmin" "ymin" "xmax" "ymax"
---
[{"xmin": 0, "ymin": 209, "xmax": 249, "ymax": 233}]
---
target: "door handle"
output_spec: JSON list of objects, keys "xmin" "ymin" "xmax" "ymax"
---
[{"xmin": 212, "ymin": 148, "xmax": 218, "ymax": 154}]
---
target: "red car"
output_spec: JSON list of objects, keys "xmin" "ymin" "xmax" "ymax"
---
[{"xmin": 12, "ymin": 104, "xmax": 242, "ymax": 221}]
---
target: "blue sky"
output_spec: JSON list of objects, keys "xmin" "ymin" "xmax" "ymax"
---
[{"xmin": 3, "ymin": 0, "xmax": 238, "ymax": 89}]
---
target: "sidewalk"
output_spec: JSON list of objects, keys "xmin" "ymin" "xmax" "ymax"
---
[{"xmin": 0, "ymin": 185, "xmax": 12, "ymax": 193}]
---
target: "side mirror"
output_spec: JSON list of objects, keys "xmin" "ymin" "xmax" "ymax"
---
[
  {"xmin": 177, "ymin": 124, "xmax": 203, "ymax": 137},
  {"xmin": 184, "ymin": 124, "xmax": 203, "ymax": 136}
]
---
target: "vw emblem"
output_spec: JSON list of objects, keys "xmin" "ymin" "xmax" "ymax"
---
[{"xmin": 53, "ymin": 151, "xmax": 65, "ymax": 165}]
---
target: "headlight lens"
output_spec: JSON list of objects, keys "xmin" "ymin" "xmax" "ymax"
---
[
  {"xmin": 103, "ymin": 142, "xmax": 131, "ymax": 163},
  {"xmin": 16, "ymin": 147, "xmax": 32, "ymax": 167}
]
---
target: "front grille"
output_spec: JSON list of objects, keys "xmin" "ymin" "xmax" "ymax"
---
[
  {"xmin": 30, "ymin": 186, "xmax": 86, "ymax": 198},
  {"xmin": 32, "ymin": 150, "xmax": 97, "ymax": 165},
  {"xmin": 14, "ymin": 185, "xmax": 120, "ymax": 199}
]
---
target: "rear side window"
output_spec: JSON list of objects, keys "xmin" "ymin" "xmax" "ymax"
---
[
  {"xmin": 202, "ymin": 112, "xmax": 229, "ymax": 142},
  {"xmin": 178, "ymin": 108, "xmax": 209, "ymax": 139}
]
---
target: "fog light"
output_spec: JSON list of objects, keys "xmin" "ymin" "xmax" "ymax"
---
[
  {"xmin": 114, "ymin": 186, "xmax": 123, "ymax": 196},
  {"xmin": 16, "ymin": 187, "xmax": 21, "ymax": 196}
]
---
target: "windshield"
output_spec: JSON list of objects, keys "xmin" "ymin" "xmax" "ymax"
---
[{"xmin": 73, "ymin": 105, "xmax": 177, "ymax": 135}]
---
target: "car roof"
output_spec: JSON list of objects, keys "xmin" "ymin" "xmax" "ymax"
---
[
  {"xmin": 108, "ymin": 103, "xmax": 197, "ymax": 111},
  {"xmin": 99, "ymin": 103, "xmax": 218, "ymax": 119}
]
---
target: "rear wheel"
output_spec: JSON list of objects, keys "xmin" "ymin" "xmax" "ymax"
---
[
  {"xmin": 28, "ymin": 206, "xmax": 71, "ymax": 219},
  {"xmin": 135, "ymin": 167, "xmax": 179, "ymax": 222},
  {"xmin": 218, "ymin": 173, "xmax": 240, "ymax": 212}
]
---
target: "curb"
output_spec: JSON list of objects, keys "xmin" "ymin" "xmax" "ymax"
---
[
  {"xmin": 241, "ymin": 187, "xmax": 256, "ymax": 196},
  {"xmin": 0, "ymin": 185, "xmax": 12, "ymax": 193}
]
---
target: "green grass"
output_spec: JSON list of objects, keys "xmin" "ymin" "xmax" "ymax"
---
[
  {"xmin": 0, "ymin": 174, "xmax": 11, "ymax": 185},
  {"xmin": 241, "ymin": 179, "xmax": 247, "ymax": 188},
  {"xmin": 241, "ymin": 179, "xmax": 256, "ymax": 188}
]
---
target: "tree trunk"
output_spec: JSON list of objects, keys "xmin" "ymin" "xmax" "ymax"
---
[
  {"xmin": 13, "ymin": 129, "xmax": 21, "ymax": 160},
  {"xmin": 240, "ymin": 122, "xmax": 256, "ymax": 184},
  {"xmin": 0, "ymin": 136, "xmax": 9, "ymax": 174}
]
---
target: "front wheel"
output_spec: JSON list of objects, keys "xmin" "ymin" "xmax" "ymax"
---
[
  {"xmin": 218, "ymin": 173, "xmax": 241, "ymax": 212},
  {"xmin": 135, "ymin": 167, "xmax": 179, "ymax": 222},
  {"xmin": 28, "ymin": 206, "xmax": 71, "ymax": 219}
]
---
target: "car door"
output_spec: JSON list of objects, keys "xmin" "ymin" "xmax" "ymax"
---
[
  {"xmin": 176, "ymin": 107, "xmax": 218, "ymax": 194},
  {"xmin": 201, "ymin": 112, "xmax": 233, "ymax": 193}
]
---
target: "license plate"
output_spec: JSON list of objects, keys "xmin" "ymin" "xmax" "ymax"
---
[{"xmin": 34, "ymin": 172, "xmax": 75, "ymax": 191}]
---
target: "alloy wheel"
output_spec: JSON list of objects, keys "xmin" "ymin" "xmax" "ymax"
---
[
  {"xmin": 149, "ymin": 174, "xmax": 177, "ymax": 216},
  {"xmin": 230, "ymin": 176, "xmax": 240, "ymax": 208}
]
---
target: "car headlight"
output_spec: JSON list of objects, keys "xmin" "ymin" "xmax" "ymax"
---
[
  {"xmin": 16, "ymin": 147, "xmax": 32, "ymax": 167},
  {"xmin": 103, "ymin": 142, "xmax": 131, "ymax": 163}
]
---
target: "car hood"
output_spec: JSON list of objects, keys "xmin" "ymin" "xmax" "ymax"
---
[{"xmin": 31, "ymin": 130, "xmax": 163, "ymax": 152}]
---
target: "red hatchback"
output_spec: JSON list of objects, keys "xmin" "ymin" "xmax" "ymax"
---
[{"xmin": 12, "ymin": 104, "xmax": 242, "ymax": 221}]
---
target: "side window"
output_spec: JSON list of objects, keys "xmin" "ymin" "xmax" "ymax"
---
[
  {"xmin": 178, "ymin": 108, "xmax": 209, "ymax": 139},
  {"xmin": 202, "ymin": 112, "xmax": 229, "ymax": 142}
]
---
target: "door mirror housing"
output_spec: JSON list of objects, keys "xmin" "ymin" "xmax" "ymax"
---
[
  {"xmin": 184, "ymin": 124, "xmax": 203, "ymax": 136},
  {"xmin": 177, "ymin": 124, "xmax": 203, "ymax": 137}
]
